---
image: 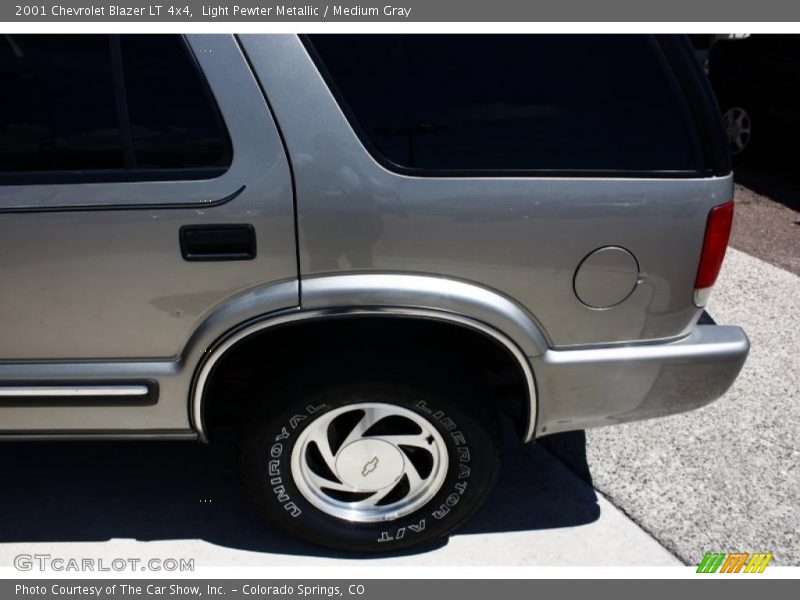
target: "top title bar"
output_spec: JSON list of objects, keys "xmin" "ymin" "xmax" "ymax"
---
[{"xmin": 4, "ymin": 0, "xmax": 800, "ymax": 22}]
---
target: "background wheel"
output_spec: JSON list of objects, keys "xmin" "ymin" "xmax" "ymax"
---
[
  {"xmin": 240, "ymin": 374, "xmax": 500, "ymax": 552},
  {"xmin": 721, "ymin": 105, "xmax": 752, "ymax": 156}
]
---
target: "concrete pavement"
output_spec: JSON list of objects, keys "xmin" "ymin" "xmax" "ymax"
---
[
  {"xmin": 0, "ymin": 426, "xmax": 678, "ymax": 567},
  {"xmin": 559, "ymin": 248, "xmax": 800, "ymax": 565}
]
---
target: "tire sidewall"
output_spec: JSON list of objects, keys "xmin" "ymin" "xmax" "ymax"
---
[{"xmin": 241, "ymin": 381, "xmax": 498, "ymax": 552}]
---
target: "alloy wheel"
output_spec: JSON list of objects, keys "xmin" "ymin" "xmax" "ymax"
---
[
  {"xmin": 722, "ymin": 106, "xmax": 752, "ymax": 155},
  {"xmin": 290, "ymin": 402, "xmax": 449, "ymax": 523}
]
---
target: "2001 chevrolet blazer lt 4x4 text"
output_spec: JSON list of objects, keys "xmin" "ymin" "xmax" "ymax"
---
[{"xmin": 0, "ymin": 34, "xmax": 749, "ymax": 551}]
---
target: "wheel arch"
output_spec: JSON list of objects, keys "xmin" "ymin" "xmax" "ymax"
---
[
  {"xmin": 188, "ymin": 273, "xmax": 546, "ymax": 444},
  {"xmin": 190, "ymin": 308, "xmax": 539, "ymax": 445}
]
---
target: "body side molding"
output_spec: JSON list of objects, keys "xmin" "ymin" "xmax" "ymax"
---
[{"xmin": 0, "ymin": 185, "xmax": 245, "ymax": 215}]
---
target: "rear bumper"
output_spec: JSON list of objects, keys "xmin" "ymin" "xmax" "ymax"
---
[{"xmin": 530, "ymin": 324, "xmax": 750, "ymax": 437}]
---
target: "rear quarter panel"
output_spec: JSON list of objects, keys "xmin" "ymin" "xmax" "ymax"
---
[{"xmin": 242, "ymin": 34, "xmax": 733, "ymax": 348}]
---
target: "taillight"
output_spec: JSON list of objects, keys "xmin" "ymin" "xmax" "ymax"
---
[{"xmin": 694, "ymin": 200, "xmax": 734, "ymax": 307}]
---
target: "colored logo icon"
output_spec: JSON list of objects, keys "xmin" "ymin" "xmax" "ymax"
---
[{"xmin": 697, "ymin": 552, "xmax": 773, "ymax": 573}]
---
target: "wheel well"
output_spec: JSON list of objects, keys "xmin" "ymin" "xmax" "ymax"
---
[{"xmin": 202, "ymin": 315, "xmax": 530, "ymax": 441}]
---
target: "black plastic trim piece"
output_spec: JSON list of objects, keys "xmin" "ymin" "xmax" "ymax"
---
[
  {"xmin": 0, "ymin": 184, "xmax": 245, "ymax": 214},
  {"xmin": 699, "ymin": 311, "xmax": 717, "ymax": 325},
  {"xmin": 179, "ymin": 223, "xmax": 257, "ymax": 261},
  {"xmin": 0, "ymin": 166, "xmax": 231, "ymax": 187},
  {"xmin": 110, "ymin": 34, "xmax": 137, "ymax": 170}
]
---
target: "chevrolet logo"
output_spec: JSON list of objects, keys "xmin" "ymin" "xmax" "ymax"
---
[{"xmin": 362, "ymin": 456, "xmax": 379, "ymax": 477}]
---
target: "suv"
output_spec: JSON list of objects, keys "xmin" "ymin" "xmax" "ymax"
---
[{"xmin": 0, "ymin": 34, "xmax": 748, "ymax": 552}]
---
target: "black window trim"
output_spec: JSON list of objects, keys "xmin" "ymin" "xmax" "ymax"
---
[
  {"xmin": 0, "ymin": 34, "xmax": 233, "ymax": 187},
  {"xmin": 302, "ymin": 34, "xmax": 719, "ymax": 180},
  {"xmin": 109, "ymin": 34, "xmax": 137, "ymax": 170}
]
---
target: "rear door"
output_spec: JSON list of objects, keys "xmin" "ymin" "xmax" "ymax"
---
[{"xmin": 0, "ymin": 34, "xmax": 297, "ymax": 360}]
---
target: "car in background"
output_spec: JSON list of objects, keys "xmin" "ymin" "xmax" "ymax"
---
[{"xmin": 708, "ymin": 34, "xmax": 800, "ymax": 157}]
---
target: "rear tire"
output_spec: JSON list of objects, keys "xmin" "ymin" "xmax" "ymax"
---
[{"xmin": 240, "ymin": 375, "xmax": 500, "ymax": 552}]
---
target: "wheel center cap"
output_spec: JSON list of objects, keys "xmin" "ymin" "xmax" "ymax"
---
[{"xmin": 335, "ymin": 439, "xmax": 405, "ymax": 491}]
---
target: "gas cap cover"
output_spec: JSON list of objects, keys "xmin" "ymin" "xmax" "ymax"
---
[{"xmin": 574, "ymin": 246, "xmax": 640, "ymax": 309}]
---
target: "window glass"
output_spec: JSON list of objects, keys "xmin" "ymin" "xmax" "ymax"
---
[
  {"xmin": 0, "ymin": 34, "xmax": 231, "ymax": 180},
  {"xmin": 0, "ymin": 35, "xmax": 124, "ymax": 172},
  {"xmin": 121, "ymin": 35, "xmax": 231, "ymax": 171},
  {"xmin": 307, "ymin": 35, "xmax": 700, "ymax": 174}
]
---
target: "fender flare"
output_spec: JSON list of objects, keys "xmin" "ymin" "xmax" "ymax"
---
[{"xmin": 189, "ymin": 274, "xmax": 546, "ymax": 443}]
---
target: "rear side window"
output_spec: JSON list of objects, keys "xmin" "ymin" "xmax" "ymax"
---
[
  {"xmin": 0, "ymin": 35, "xmax": 123, "ymax": 173},
  {"xmin": 121, "ymin": 35, "xmax": 230, "ymax": 171},
  {"xmin": 306, "ymin": 34, "xmax": 703, "ymax": 176},
  {"xmin": 0, "ymin": 34, "xmax": 231, "ymax": 183}
]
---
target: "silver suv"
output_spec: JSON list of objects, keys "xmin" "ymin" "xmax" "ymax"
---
[{"xmin": 0, "ymin": 34, "xmax": 748, "ymax": 552}]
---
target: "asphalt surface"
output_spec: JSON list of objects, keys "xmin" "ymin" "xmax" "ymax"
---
[{"xmin": 0, "ymin": 170, "xmax": 796, "ymax": 568}]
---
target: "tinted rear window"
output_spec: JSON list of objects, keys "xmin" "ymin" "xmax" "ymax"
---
[
  {"xmin": 121, "ymin": 35, "xmax": 231, "ymax": 171},
  {"xmin": 0, "ymin": 34, "xmax": 231, "ymax": 182},
  {"xmin": 307, "ymin": 34, "xmax": 702, "ymax": 175},
  {"xmin": 0, "ymin": 35, "xmax": 124, "ymax": 173}
]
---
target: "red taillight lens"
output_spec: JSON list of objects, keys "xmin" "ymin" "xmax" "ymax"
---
[{"xmin": 695, "ymin": 200, "xmax": 734, "ymax": 291}]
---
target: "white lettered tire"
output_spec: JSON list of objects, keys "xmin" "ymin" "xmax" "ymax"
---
[{"xmin": 240, "ymin": 377, "xmax": 500, "ymax": 552}]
